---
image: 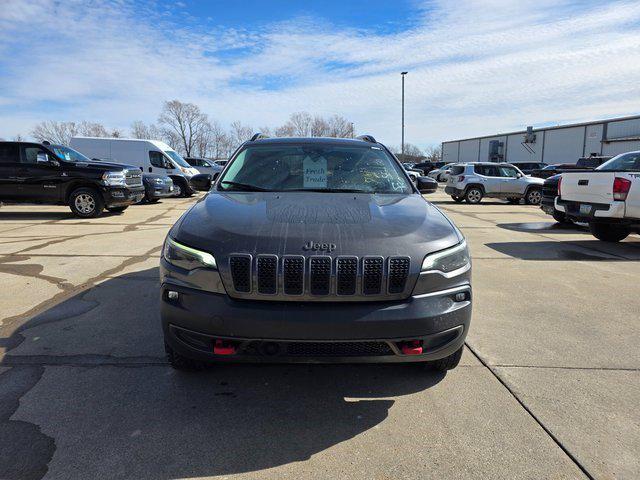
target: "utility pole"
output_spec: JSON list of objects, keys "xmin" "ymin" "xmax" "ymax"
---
[{"xmin": 401, "ymin": 71, "xmax": 408, "ymax": 156}]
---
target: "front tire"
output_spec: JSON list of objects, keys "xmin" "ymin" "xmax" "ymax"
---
[
  {"xmin": 68, "ymin": 187, "xmax": 104, "ymax": 218},
  {"xmin": 589, "ymin": 222, "xmax": 630, "ymax": 242},
  {"xmin": 429, "ymin": 346, "xmax": 463, "ymax": 372},
  {"xmin": 525, "ymin": 188, "xmax": 542, "ymax": 205},
  {"xmin": 465, "ymin": 187, "xmax": 483, "ymax": 204}
]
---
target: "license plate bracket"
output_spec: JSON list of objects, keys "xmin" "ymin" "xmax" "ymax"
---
[{"xmin": 579, "ymin": 204, "xmax": 592, "ymax": 215}]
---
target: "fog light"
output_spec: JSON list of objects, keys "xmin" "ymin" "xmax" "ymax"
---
[
  {"xmin": 454, "ymin": 292, "xmax": 468, "ymax": 302},
  {"xmin": 167, "ymin": 290, "xmax": 179, "ymax": 300}
]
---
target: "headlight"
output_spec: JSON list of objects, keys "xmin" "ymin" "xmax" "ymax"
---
[
  {"xmin": 102, "ymin": 171, "xmax": 126, "ymax": 186},
  {"xmin": 154, "ymin": 178, "xmax": 164, "ymax": 184},
  {"xmin": 163, "ymin": 237, "xmax": 217, "ymax": 270},
  {"xmin": 421, "ymin": 240, "xmax": 470, "ymax": 273}
]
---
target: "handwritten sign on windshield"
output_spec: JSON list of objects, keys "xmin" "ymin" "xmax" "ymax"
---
[{"xmin": 303, "ymin": 156, "xmax": 327, "ymax": 188}]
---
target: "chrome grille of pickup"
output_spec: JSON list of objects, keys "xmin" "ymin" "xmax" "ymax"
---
[
  {"xmin": 229, "ymin": 255, "xmax": 251, "ymax": 293},
  {"xmin": 336, "ymin": 257, "xmax": 357, "ymax": 295},
  {"xmin": 282, "ymin": 256, "xmax": 304, "ymax": 295},
  {"xmin": 388, "ymin": 257, "xmax": 410, "ymax": 294},
  {"xmin": 362, "ymin": 257, "xmax": 384, "ymax": 295},
  {"xmin": 309, "ymin": 257, "xmax": 332, "ymax": 295},
  {"xmin": 125, "ymin": 169, "xmax": 143, "ymax": 187}
]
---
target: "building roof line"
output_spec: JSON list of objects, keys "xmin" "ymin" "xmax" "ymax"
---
[{"xmin": 442, "ymin": 113, "xmax": 640, "ymax": 144}]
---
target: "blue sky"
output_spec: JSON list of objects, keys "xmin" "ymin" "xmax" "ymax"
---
[{"xmin": 1, "ymin": 0, "xmax": 639, "ymax": 148}]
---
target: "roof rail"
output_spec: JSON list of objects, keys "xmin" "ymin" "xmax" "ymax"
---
[
  {"xmin": 250, "ymin": 132, "xmax": 269, "ymax": 141},
  {"xmin": 356, "ymin": 134, "xmax": 377, "ymax": 143}
]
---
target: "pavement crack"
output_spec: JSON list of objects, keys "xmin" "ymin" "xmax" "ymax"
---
[{"xmin": 465, "ymin": 342, "xmax": 595, "ymax": 480}]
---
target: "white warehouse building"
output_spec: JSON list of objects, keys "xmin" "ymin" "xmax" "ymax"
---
[{"xmin": 441, "ymin": 114, "xmax": 640, "ymax": 165}]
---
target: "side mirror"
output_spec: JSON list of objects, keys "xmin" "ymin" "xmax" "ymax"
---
[
  {"xmin": 36, "ymin": 152, "xmax": 49, "ymax": 164},
  {"xmin": 417, "ymin": 176, "xmax": 438, "ymax": 194},
  {"xmin": 189, "ymin": 173, "xmax": 212, "ymax": 192},
  {"xmin": 516, "ymin": 172, "xmax": 523, "ymax": 178}
]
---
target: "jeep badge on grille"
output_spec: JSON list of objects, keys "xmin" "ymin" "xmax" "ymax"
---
[{"xmin": 303, "ymin": 241, "xmax": 336, "ymax": 253}]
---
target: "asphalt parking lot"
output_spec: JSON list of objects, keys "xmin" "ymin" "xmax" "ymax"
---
[{"xmin": 0, "ymin": 189, "xmax": 638, "ymax": 480}]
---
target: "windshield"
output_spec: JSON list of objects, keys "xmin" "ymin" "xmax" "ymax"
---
[
  {"xmin": 164, "ymin": 150, "xmax": 191, "ymax": 168},
  {"xmin": 596, "ymin": 152, "xmax": 640, "ymax": 172},
  {"xmin": 218, "ymin": 144, "xmax": 412, "ymax": 193},
  {"xmin": 52, "ymin": 145, "xmax": 92, "ymax": 163}
]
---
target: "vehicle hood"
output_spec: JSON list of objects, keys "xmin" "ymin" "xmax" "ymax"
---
[
  {"xmin": 526, "ymin": 176, "xmax": 545, "ymax": 185},
  {"xmin": 66, "ymin": 160, "xmax": 140, "ymax": 172},
  {"xmin": 173, "ymin": 191, "xmax": 461, "ymax": 259}
]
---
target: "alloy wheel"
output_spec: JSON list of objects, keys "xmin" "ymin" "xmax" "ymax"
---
[{"xmin": 74, "ymin": 193, "xmax": 96, "ymax": 214}]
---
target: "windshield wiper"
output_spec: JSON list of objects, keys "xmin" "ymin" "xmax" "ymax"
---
[
  {"xmin": 220, "ymin": 181, "xmax": 272, "ymax": 192},
  {"xmin": 285, "ymin": 188, "xmax": 372, "ymax": 193}
]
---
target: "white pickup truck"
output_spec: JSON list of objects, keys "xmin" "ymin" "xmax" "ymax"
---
[{"xmin": 555, "ymin": 151, "xmax": 640, "ymax": 242}]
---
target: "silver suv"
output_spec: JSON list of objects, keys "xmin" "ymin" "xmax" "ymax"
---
[{"xmin": 445, "ymin": 163, "xmax": 544, "ymax": 204}]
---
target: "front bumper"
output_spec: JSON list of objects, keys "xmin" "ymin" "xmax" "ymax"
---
[
  {"xmin": 146, "ymin": 184, "xmax": 175, "ymax": 199},
  {"xmin": 160, "ymin": 281, "xmax": 472, "ymax": 364},
  {"xmin": 103, "ymin": 186, "xmax": 145, "ymax": 207}
]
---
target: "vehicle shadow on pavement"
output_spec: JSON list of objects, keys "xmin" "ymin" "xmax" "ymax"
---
[
  {"xmin": 498, "ymin": 222, "xmax": 589, "ymax": 234},
  {"xmin": 0, "ymin": 210, "xmax": 126, "ymax": 221},
  {"xmin": 486, "ymin": 240, "xmax": 640, "ymax": 261},
  {"xmin": 0, "ymin": 268, "xmax": 445, "ymax": 480}
]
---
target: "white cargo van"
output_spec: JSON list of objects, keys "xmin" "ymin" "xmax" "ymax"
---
[{"xmin": 69, "ymin": 137, "xmax": 199, "ymax": 197}]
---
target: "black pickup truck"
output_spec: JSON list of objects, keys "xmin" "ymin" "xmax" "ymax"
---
[{"xmin": 0, "ymin": 141, "xmax": 144, "ymax": 217}]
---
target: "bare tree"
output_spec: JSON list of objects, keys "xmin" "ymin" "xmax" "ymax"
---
[
  {"xmin": 229, "ymin": 121, "xmax": 253, "ymax": 148},
  {"xmin": 209, "ymin": 120, "xmax": 233, "ymax": 159},
  {"xmin": 31, "ymin": 121, "xmax": 80, "ymax": 145},
  {"xmin": 77, "ymin": 121, "xmax": 109, "ymax": 137},
  {"xmin": 130, "ymin": 121, "xmax": 163, "ymax": 140},
  {"xmin": 158, "ymin": 100, "xmax": 209, "ymax": 157},
  {"xmin": 424, "ymin": 145, "xmax": 442, "ymax": 162},
  {"xmin": 326, "ymin": 115, "xmax": 353, "ymax": 138},
  {"xmin": 310, "ymin": 116, "xmax": 329, "ymax": 137}
]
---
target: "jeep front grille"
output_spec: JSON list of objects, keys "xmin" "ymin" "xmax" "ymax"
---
[
  {"xmin": 336, "ymin": 257, "xmax": 357, "ymax": 295},
  {"xmin": 282, "ymin": 256, "xmax": 304, "ymax": 295},
  {"xmin": 227, "ymin": 254, "xmax": 412, "ymax": 298},
  {"xmin": 229, "ymin": 255, "xmax": 251, "ymax": 293},
  {"xmin": 309, "ymin": 257, "xmax": 332, "ymax": 295},
  {"xmin": 362, "ymin": 256, "xmax": 384, "ymax": 295},
  {"xmin": 388, "ymin": 257, "xmax": 410, "ymax": 293}
]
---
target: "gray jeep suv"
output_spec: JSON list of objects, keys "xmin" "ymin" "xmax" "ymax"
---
[
  {"xmin": 160, "ymin": 135, "xmax": 471, "ymax": 372},
  {"xmin": 445, "ymin": 163, "xmax": 544, "ymax": 204}
]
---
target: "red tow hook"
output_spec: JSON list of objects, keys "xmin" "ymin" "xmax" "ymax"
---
[
  {"xmin": 213, "ymin": 339, "xmax": 237, "ymax": 355},
  {"xmin": 400, "ymin": 340, "xmax": 423, "ymax": 355}
]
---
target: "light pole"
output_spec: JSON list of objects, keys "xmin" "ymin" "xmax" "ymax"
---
[{"xmin": 401, "ymin": 71, "xmax": 408, "ymax": 156}]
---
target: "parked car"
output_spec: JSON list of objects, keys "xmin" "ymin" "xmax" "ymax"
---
[
  {"xmin": 70, "ymin": 137, "xmax": 199, "ymax": 197},
  {"xmin": 540, "ymin": 174, "xmax": 569, "ymax": 223},
  {"xmin": 530, "ymin": 156, "xmax": 611, "ymax": 179},
  {"xmin": 445, "ymin": 163, "xmax": 544, "ymax": 204},
  {"xmin": 556, "ymin": 151, "xmax": 640, "ymax": 241},
  {"xmin": 428, "ymin": 163, "xmax": 454, "ymax": 182},
  {"xmin": 0, "ymin": 141, "xmax": 144, "ymax": 217},
  {"xmin": 161, "ymin": 134, "xmax": 469, "ymax": 372},
  {"xmin": 412, "ymin": 161, "xmax": 438, "ymax": 175},
  {"xmin": 508, "ymin": 162, "xmax": 547, "ymax": 175},
  {"xmin": 184, "ymin": 157, "xmax": 223, "ymax": 176},
  {"xmin": 401, "ymin": 163, "xmax": 423, "ymax": 183},
  {"xmin": 141, "ymin": 173, "xmax": 174, "ymax": 203}
]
